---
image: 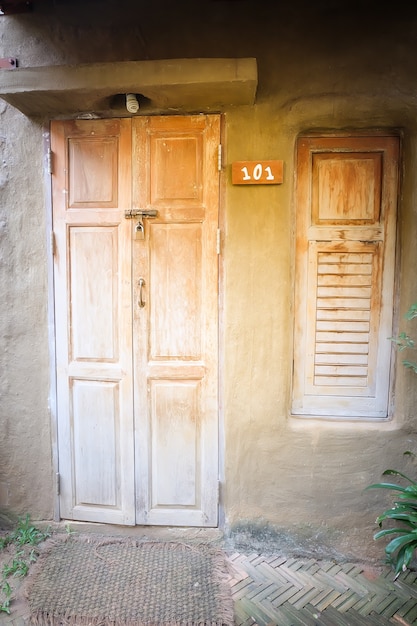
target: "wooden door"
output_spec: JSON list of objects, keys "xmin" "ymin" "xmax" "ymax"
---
[
  {"xmin": 51, "ymin": 115, "xmax": 220, "ymax": 526},
  {"xmin": 52, "ymin": 119, "xmax": 135, "ymax": 524}
]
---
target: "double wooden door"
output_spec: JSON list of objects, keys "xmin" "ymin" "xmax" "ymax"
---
[{"xmin": 51, "ymin": 115, "xmax": 220, "ymax": 526}]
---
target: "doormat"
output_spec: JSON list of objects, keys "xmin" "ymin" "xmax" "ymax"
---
[{"xmin": 27, "ymin": 536, "xmax": 234, "ymax": 626}]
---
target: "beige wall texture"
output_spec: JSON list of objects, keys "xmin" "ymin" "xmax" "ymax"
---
[{"xmin": 1, "ymin": 0, "xmax": 417, "ymax": 561}]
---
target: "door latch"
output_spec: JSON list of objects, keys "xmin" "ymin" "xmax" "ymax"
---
[
  {"xmin": 124, "ymin": 209, "xmax": 157, "ymax": 219},
  {"xmin": 125, "ymin": 209, "xmax": 157, "ymax": 240},
  {"xmin": 134, "ymin": 220, "xmax": 145, "ymax": 240}
]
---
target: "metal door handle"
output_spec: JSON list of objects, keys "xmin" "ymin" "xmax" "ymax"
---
[{"xmin": 138, "ymin": 278, "xmax": 146, "ymax": 308}]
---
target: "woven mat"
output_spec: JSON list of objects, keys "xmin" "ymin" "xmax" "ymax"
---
[{"xmin": 27, "ymin": 537, "xmax": 234, "ymax": 626}]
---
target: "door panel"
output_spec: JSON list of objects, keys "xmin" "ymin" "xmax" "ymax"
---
[
  {"xmin": 150, "ymin": 223, "xmax": 202, "ymax": 357},
  {"xmin": 133, "ymin": 116, "xmax": 219, "ymax": 526},
  {"xmin": 72, "ymin": 379, "xmax": 121, "ymax": 506},
  {"xmin": 70, "ymin": 226, "xmax": 119, "ymax": 360},
  {"xmin": 52, "ymin": 115, "xmax": 220, "ymax": 527},
  {"xmin": 151, "ymin": 380, "xmax": 200, "ymax": 507}
]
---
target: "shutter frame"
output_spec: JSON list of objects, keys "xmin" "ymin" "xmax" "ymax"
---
[{"xmin": 292, "ymin": 135, "xmax": 399, "ymax": 419}]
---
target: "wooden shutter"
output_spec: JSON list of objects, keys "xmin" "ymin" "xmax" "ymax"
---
[{"xmin": 292, "ymin": 135, "xmax": 399, "ymax": 418}]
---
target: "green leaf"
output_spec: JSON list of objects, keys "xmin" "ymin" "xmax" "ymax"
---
[
  {"xmin": 376, "ymin": 512, "xmax": 417, "ymax": 527},
  {"xmin": 381, "ymin": 469, "xmax": 417, "ymax": 484},
  {"xmin": 374, "ymin": 528, "xmax": 411, "ymax": 540},
  {"xmin": 385, "ymin": 532, "xmax": 417, "ymax": 556},
  {"xmin": 394, "ymin": 543, "xmax": 416, "ymax": 576},
  {"xmin": 391, "ymin": 332, "xmax": 415, "ymax": 351},
  {"xmin": 379, "ymin": 504, "xmax": 417, "ymax": 516},
  {"xmin": 365, "ymin": 482, "xmax": 410, "ymax": 494},
  {"xmin": 405, "ymin": 302, "xmax": 417, "ymax": 321},
  {"xmin": 390, "ymin": 501, "xmax": 417, "ymax": 511},
  {"xmin": 1, "ymin": 582, "xmax": 11, "ymax": 597},
  {"xmin": 402, "ymin": 360, "xmax": 417, "ymax": 373}
]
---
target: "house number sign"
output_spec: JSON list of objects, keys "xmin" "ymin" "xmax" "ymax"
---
[{"xmin": 232, "ymin": 160, "xmax": 283, "ymax": 185}]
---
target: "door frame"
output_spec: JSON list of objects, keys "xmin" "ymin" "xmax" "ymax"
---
[
  {"xmin": 44, "ymin": 125, "xmax": 60, "ymax": 522},
  {"xmin": 45, "ymin": 114, "xmax": 226, "ymax": 526}
]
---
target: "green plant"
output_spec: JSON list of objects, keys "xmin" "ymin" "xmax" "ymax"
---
[
  {"xmin": 0, "ymin": 515, "xmax": 51, "ymax": 614},
  {"xmin": 365, "ymin": 304, "xmax": 417, "ymax": 576},
  {"xmin": 0, "ymin": 582, "xmax": 11, "ymax": 614},
  {"xmin": 366, "ymin": 454, "xmax": 417, "ymax": 576},
  {"xmin": 0, "ymin": 598, "xmax": 11, "ymax": 614},
  {"xmin": 7, "ymin": 513, "xmax": 50, "ymax": 546},
  {"xmin": 3, "ymin": 551, "xmax": 29, "ymax": 578},
  {"xmin": 391, "ymin": 302, "xmax": 417, "ymax": 374}
]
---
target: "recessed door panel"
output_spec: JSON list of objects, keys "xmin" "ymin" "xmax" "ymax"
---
[
  {"xmin": 72, "ymin": 379, "xmax": 120, "ymax": 507},
  {"xmin": 151, "ymin": 380, "xmax": 200, "ymax": 508},
  {"xmin": 150, "ymin": 223, "xmax": 202, "ymax": 359},
  {"xmin": 69, "ymin": 226, "xmax": 119, "ymax": 361}
]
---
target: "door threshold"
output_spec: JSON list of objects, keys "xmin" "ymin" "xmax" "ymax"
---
[{"xmin": 40, "ymin": 520, "xmax": 223, "ymax": 544}]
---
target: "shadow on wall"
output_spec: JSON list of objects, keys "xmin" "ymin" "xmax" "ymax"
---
[{"xmin": 0, "ymin": 508, "xmax": 18, "ymax": 531}]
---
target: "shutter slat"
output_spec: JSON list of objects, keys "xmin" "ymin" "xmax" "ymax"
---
[
  {"xmin": 314, "ymin": 376, "xmax": 368, "ymax": 387},
  {"xmin": 318, "ymin": 252, "xmax": 374, "ymax": 263},
  {"xmin": 315, "ymin": 342, "xmax": 369, "ymax": 354},
  {"xmin": 315, "ymin": 353, "xmax": 368, "ymax": 365},
  {"xmin": 316, "ymin": 297, "xmax": 371, "ymax": 309},
  {"xmin": 316, "ymin": 321, "xmax": 370, "ymax": 332},
  {"xmin": 316, "ymin": 331, "xmax": 370, "ymax": 343},
  {"xmin": 316, "ymin": 309, "xmax": 370, "ymax": 321},
  {"xmin": 317, "ymin": 286, "xmax": 372, "ymax": 298},
  {"xmin": 318, "ymin": 275, "xmax": 373, "ymax": 287},
  {"xmin": 315, "ymin": 365, "xmax": 368, "ymax": 376}
]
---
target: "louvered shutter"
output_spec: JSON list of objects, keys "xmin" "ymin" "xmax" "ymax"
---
[{"xmin": 292, "ymin": 135, "xmax": 399, "ymax": 418}]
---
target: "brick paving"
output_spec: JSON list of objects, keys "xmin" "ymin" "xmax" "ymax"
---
[
  {"xmin": 1, "ymin": 541, "xmax": 417, "ymax": 625},
  {"xmin": 228, "ymin": 553, "xmax": 417, "ymax": 625}
]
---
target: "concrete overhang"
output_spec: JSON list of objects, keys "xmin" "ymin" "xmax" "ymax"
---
[{"xmin": 0, "ymin": 57, "xmax": 258, "ymax": 117}]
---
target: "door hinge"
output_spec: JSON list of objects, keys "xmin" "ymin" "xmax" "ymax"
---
[
  {"xmin": 50, "ymin": 231, "xmax": 56, "ymax": 256},
  {"xmin": 56, "ymin": 473, "xmax": 60, "ymax": 496},
  {"xmin": 0, "ymin": 58, "xmax": 17, "ymax": 69},
  {"xmin": 46, "ymin": 148, "xmax": 53, "ymax": 175},
  {"xmin": 217, "ymin": 144, "xmax": 222, "ymax": 172},
  {"xmin": 216, "ymin": 228, "xmax": 221, "ymax": 255}
]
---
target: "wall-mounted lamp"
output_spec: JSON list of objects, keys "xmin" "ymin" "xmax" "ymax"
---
[
  {"xmin": 126, "ymin": 93, "xmax": 139, "ymax": 114},
  {"xmin": 0, "ymin": 1, "xmax": 32, "ymax": 15}
]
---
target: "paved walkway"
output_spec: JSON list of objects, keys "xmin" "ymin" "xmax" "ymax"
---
[
  {"xmin": 228, "ymin": 552, "xmax": 417, "ymax": 625},
  {"xmin": 1, "ymin": 532, "xmax": 417, "ymax": 625}
]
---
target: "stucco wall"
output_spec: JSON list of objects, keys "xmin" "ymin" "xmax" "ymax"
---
[
  {"xmin": 0, "ymin": 103, "xmax": 51, "ymax": 521},
  {"xmin": 1, "ymin": 0, "xmax": 417, "ymax": 560}
]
